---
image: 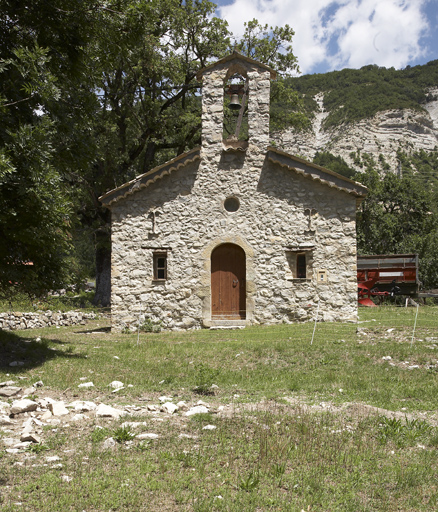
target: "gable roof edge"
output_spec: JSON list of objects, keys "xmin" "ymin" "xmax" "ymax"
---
[
  {"xmin": 196, "ymin": 51, "xmax": 277, "ymax": 81},
  {"xmin": 99, "ymin": 147, "xmax": 201, "ymax": 207},
  {"xmin": 266, "ymin": 147, "xmax": 368, "ymax": 201}
]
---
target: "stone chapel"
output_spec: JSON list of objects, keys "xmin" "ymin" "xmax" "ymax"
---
[{"xmin": 99, "ymin": 52, "xmax": 367, "ymax": 331}]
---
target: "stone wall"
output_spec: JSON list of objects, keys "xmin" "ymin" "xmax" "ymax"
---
[
  {"xmin": 110, "ymin": 151, "xmax": 359, "ymax": 331},
  {"xmin": 0, "ymin": 311, "xmax": 96, "ymax": 331}
]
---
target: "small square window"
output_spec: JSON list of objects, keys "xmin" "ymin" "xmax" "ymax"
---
[
  {"xmin": 285, "ymin": 248, "xmax": 313, "ymax": 281},
  {"xmin": 153, "ymin": 252, "xmax": 167, "ymax": 280}
]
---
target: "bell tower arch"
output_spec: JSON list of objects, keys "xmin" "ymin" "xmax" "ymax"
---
[{"xmin": 196, "ymin": 52, "xmax": 276, "ymax": 152}]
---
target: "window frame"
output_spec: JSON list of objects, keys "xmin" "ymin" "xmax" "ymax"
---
[
  {"xmin": 153, "ymin": 252, "xmax": 168, "ymax": 281},
  {"xmin": 285, "ymin": 246, "xmax": 314, "ymax": 282}
]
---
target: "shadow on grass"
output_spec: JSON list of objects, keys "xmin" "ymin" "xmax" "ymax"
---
[
  {"xmin": 0, "ymin": 329, "xmax": 87, "ymax": 370},
  {"xmin": 74, "ymin": 326, "xmax": 111, "ymax": 334}
]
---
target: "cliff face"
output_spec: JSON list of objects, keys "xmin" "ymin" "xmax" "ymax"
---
[{"xmin": 273, "ymin": 87, "xmax": 438, "ymax": 172}]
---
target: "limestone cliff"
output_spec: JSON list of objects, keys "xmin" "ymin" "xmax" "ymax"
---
[{"xmin": 272, "ymin": 87, "xmax": 438, "ymax": 172}]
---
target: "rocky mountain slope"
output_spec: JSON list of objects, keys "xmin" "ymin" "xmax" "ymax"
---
[
  {"xmin": 270, "ymin": 60, "xmax": 438, "ymax": 174},
  {"xmin": 273, "ymin": 87, "xmax": 438, "ymax": 173}
]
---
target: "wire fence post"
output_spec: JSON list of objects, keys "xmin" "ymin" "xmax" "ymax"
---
[
  {"xmin": 311, "ymin": 300, "xmax": 320, "ymax": 345},
  {"xmin": 137, "ymin": 309, "xmax": 142, "ymax": 347},
  {"xmin": 410, "ymin": 304, "xmax": 419, "ymax": 348}
]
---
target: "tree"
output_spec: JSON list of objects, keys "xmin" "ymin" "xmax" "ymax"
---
[
  {"xmin": 312, "ymin": 151, "xmax": 356, "ymax": 179},
  {"xmin": 1, "ymin": 0, "xmax": 303, "ymax": 304},
  {"xmin": 0, "ymin": 0, "xmax": 98, "ymax": 298},
  {"xmin": 356, "ymin": 167, "xmax": 438, "ymax": 289}
]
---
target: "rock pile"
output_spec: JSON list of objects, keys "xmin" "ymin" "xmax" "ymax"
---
[
  {"xmin": 0, "ymin": 379, "xmax": 215, "ymax": 455},
  {"xmin": 0, "ymin": 311, "xmax": 96, "ymax": 331}
]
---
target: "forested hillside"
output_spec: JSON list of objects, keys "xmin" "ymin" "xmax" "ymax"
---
[{"xmin": 286, "ymin": 59, "xmax": 438, "ymax": 129}]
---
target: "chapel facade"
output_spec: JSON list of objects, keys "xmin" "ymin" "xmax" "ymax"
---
[{"xmin": 100, "ymin": 52, "xmax": 367, "ymax": 331}]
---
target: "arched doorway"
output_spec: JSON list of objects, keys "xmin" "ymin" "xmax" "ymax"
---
[{"xmin": 211, "ymin": 243, "xmax": 246, "ymax": 319}]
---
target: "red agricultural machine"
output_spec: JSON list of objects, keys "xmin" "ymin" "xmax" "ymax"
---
[{"xmin": 357, "ymin": 254, "xmax": 419, "ymax": 307}]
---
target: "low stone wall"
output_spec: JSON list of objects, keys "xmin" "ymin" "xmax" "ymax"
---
[{"xmin": 0, "ymin": 310, "xmax": 97, "ymax": 331}]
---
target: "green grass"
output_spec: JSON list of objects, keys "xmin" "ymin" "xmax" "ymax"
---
[{"xmin": 0, "ymin": 306, "xmax": 437, "ymax": 511}]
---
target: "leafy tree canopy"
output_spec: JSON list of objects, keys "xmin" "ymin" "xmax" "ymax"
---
[
  {"xmin": 312, "ymin": 151, "xmax": 356, "ymax": 179},
  {"xmin": 0, "ymin": 0, "xmax": 304, "ymax": 301},
  {"xmin": 355, "ymin": 152, "xmax": 438, "ymax": 289}
]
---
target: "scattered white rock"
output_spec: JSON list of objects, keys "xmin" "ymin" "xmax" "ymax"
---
[
  {"xmin": 61, "ymin": 475, "xmax": 73, "ymax": 482},
  {"xmin": 408, "ymin": 365, "xmax": 420, "ymax": 370},
  {"xmin": 0, "ymin": 386, "xmax": 22, "ymax": 398},
  {"xmin": 71, "ymin": 414, "xmax": 88, "ymax": 422},
  {"xmin": 161, "ymin": 402, "xmax": 179, "ymax": 414},
  {"xmin": 13, "ymin": 441, "xmax": 31, "ymax": 449},
  {"xmin": 109, "ymin": 381, "xmax": 124, "ymax": 389},
  {"xmin": 34, "ymin": 381, "xmax": 44, "ymax": 387},
  {"xmin": 68, "ymin": 401, "xmax": 97, "ymax": 412},
  {"xmin": 0, "ymin": 415, "xmax": 14, "ymax": 426},
  {"xmin": 49, "ymin": 401, "xmax": 69, "ymax": 417},
  {"xmin": 121, "ymin": 421, "xmax": 147, "ymax": 429},
  {"xmin": 95, "ymin": 404, "xmax": 126, "ymax": 419},
  {"xmin": 102, "ymin": 437, "xmax": 116, "ymax": 450},
  {"xmin": 20, "ymin": 433, "xmax": 40, "ymax": 443},
  {"xmin": 136, "ymin": 433, "xmax": 159, "ymax": 440},
  {"xmin": 159, "ymin": 396, "xmax": 173, "ymax": 403},
  {"xmin": 185, "ymin": 405, "xmax": 209, "ymax": 416},
  {"xmin": 382, "ymin": 356, "xmax": 392, "ymax": 361},
  {"xmin": 46, "ymin": 456, "xmax": 61, "ymax": 462},
  {"xmin": 11, "ymin": 399, "xmax": 38, "ymax": 415},
  {"xmin": 202, "ymin": 425, "xmax": 216, "ymax": 430},
  {"xmin": 78, "ymin": 382, "xmax": 94, "ymax": 388},
  {"xmin": 40, "ymin": 410, "xmax": 54, "ymax": 421}
]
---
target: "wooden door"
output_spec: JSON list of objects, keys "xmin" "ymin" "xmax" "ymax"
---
[{"xmin": 211, "ymin": 244, "xmax": 246, "ymax": 319}]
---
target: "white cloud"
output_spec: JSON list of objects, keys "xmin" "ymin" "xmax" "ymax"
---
[{"xmin": 217, "ymin": 0, "xmax": 431, "ymax": 73}]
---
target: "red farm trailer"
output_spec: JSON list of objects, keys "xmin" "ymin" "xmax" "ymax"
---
[{"xmin": 357, "ymin": 254, "xmax": 419, "ymax": 306}]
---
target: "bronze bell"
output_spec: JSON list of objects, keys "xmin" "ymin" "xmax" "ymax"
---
[{"xmin": 228, "ymin": 93, "xmax": 241, "ymax": 110}]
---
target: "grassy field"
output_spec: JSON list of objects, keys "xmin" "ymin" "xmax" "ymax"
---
[{"xmin": 1, "ymin": 306, "xmax": 437, "ymax": 511}]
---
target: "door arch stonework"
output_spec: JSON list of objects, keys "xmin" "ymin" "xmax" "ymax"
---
[{"xmin": 199, "ymin": 236, "xmax": 255, "ymax": 327}]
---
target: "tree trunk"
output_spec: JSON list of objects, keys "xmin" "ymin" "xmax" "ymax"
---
[{"xmin": 93, "ymin": 229, "xmax": 111, "ymax": 307}]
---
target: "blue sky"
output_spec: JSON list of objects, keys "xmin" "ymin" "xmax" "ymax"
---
[{"xmin": 215, "ymin": 0, "xmax": 438, "ymax": 75}]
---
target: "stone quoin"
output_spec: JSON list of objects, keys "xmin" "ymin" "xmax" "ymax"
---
[{"xmin": 99, "ymin": 52, "xmax": 367, "ymax": 331}]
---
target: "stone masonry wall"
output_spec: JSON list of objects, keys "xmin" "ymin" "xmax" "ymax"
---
[
  {"xmin": 0, "ymin": 311, "xmax": 96, "ymax": 331},
  {"xmin": 110, "ymin": 155, "xmax": 358, "ymax": 331},
  {"xmin": 109, "ymin": 57, "xmax": 359, "ymax": 331}
]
